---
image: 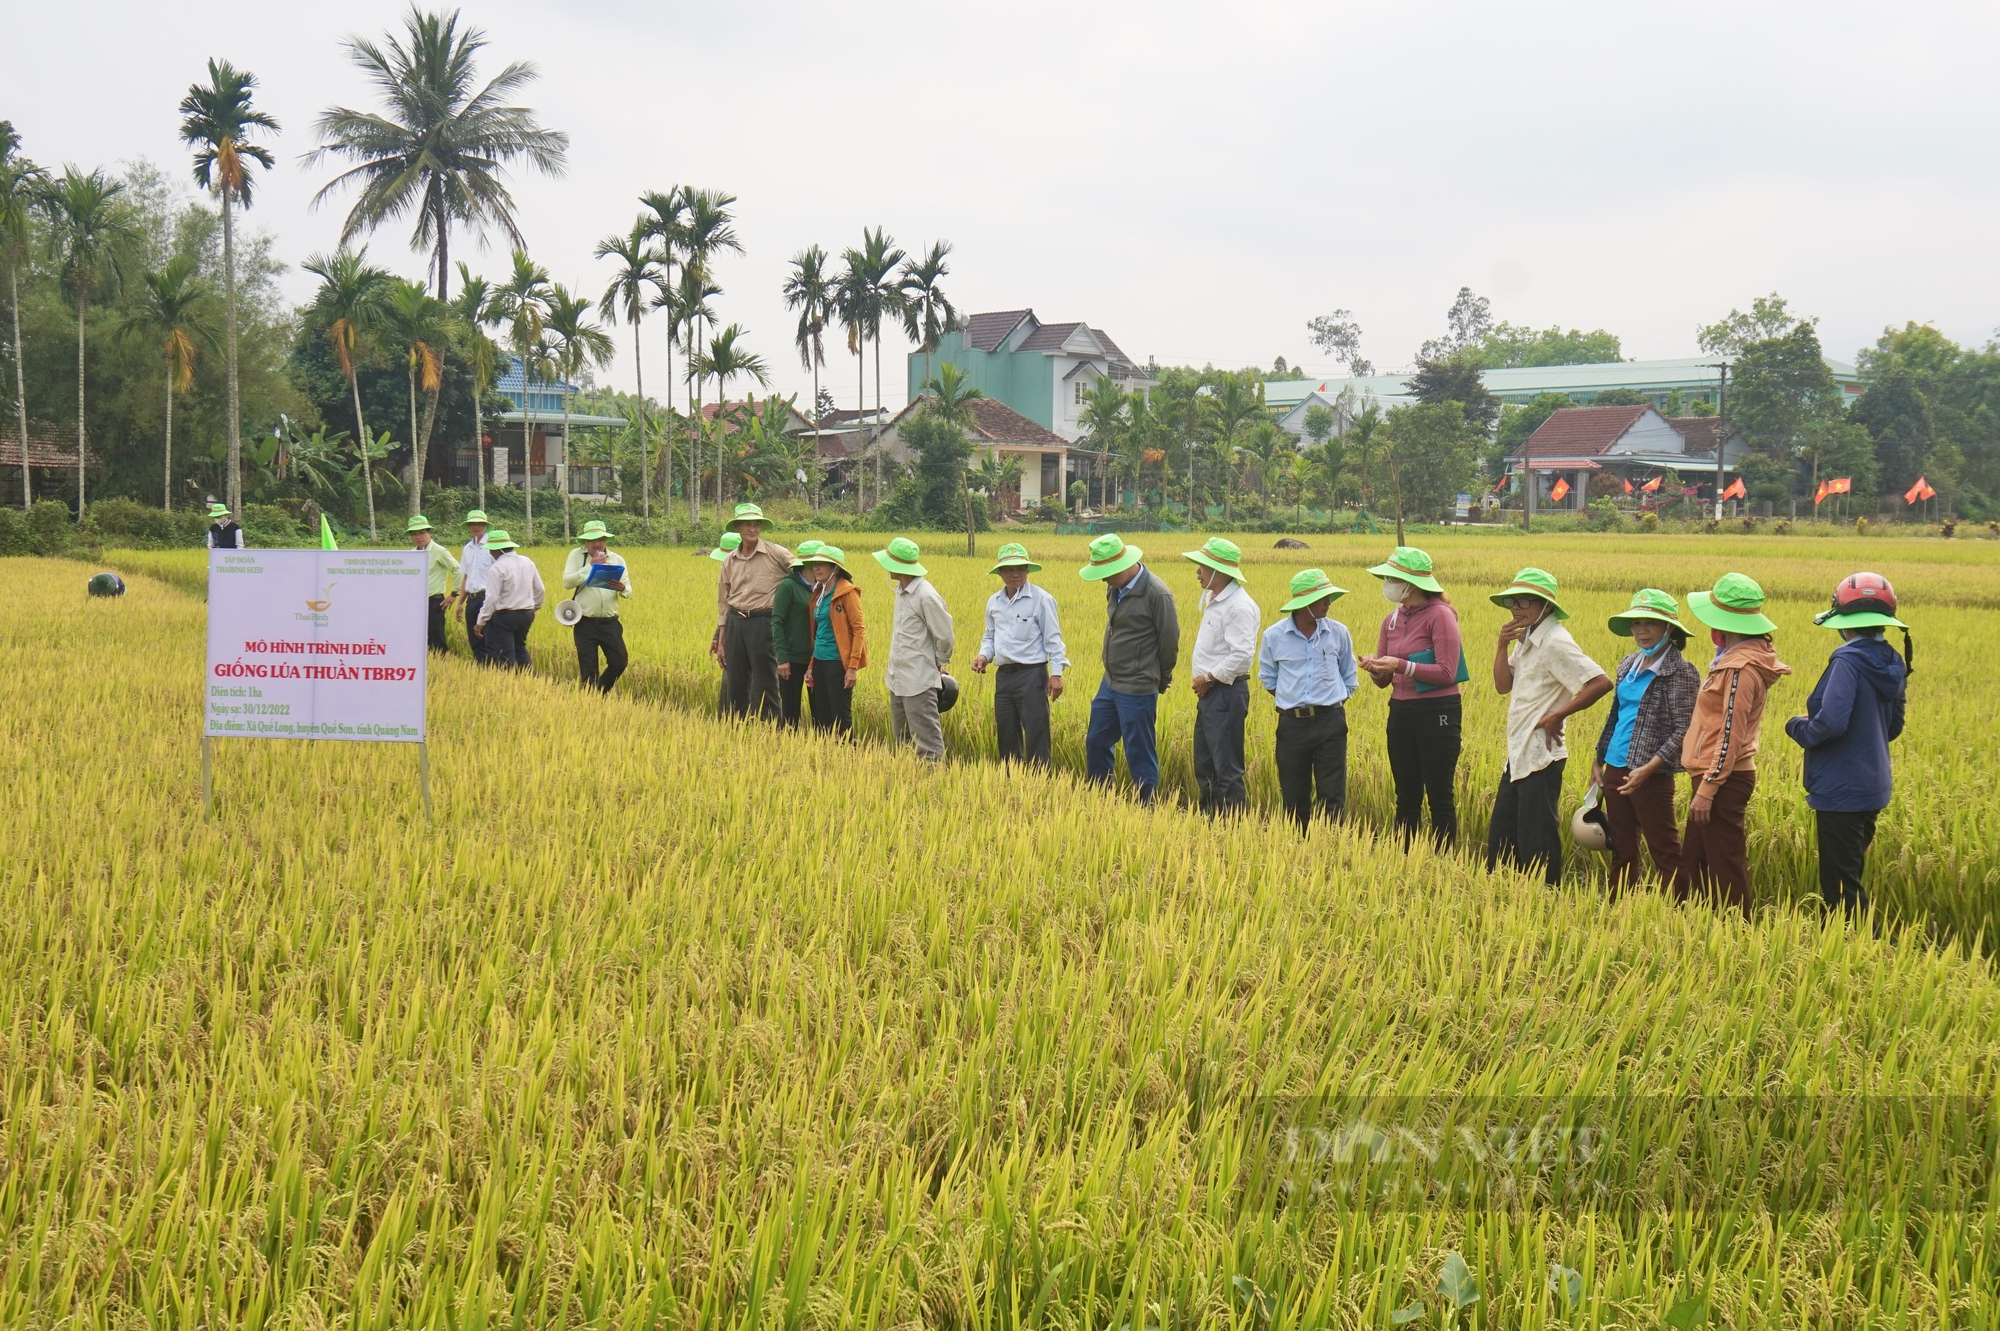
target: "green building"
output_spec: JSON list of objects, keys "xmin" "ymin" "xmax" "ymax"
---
[{"xmin": 907, "ymin": 309, "xmax": 1155, "ymax": 441}]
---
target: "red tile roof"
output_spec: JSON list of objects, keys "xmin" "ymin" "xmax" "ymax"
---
[
  {"xmin": 896, "ymin": 395, "xmax": 1066, "ymax": 447},
  {"xmin": 1517, "ymin": 405, "xmax": 1649, "ymax": 459},
  {"xmin": 0, "ymin": 420, "xmax": 89, "ymax": 468},
  {"xmin": 962, "ymin": 309, "xmax": 1033, "ymax": 351},
  {"xmin": 1018, "ymin": 321, "xmax": 1084, "ymax": 352}
]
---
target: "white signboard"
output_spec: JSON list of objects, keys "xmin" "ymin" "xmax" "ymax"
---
[{"xmin": 205, "ymin": 548, "xmax": 427, "ymax": 743}]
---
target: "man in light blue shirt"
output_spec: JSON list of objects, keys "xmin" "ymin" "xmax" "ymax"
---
[
  {"xmin": 1259, "ymin": 569, "xmax": 1359, "ymax": 832},
  {"xmin": 972, "ymin": 543, "xmax": 1067, "ymax": 765}
]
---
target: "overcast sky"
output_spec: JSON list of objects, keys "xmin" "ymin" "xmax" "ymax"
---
[{"xmin": 12, "ymin": 0, "xmax": 2000, "ymax": 408}]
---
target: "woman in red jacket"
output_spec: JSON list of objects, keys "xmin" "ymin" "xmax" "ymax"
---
[{"xmin": 1358, "ymin": 547, "xmax": 1465, "ymax": 848}]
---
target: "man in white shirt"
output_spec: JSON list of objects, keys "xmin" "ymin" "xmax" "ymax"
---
[
  {"xmin": 474, "ymin": 530, "xmax": 545, "ymax": 670},
  {"xmin": 1182, "ymin": 538, "xmax": 1261, "ymax": 815},
  {"xmin": 875, "ymin": 537, "xmax": 955, "ymax": 762},
  {"xmin": 971, "ymin": 543, "xmax": 1067, "ymax": 766},
  {"xmin": 1486, "ymin": 568, "xmax": 1612, "ymax": 884},
  {"xmin": 458, "ymin": 509, "xmax": 496, "ymax": 663}
]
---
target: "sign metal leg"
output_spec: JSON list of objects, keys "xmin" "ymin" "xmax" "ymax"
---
[
  {"xmin": 201, "ymin": 735, "xmax": 212, "ymax": 817},
  {"xmin": 419, "ymin": 742, "xmax": 432, "ymax": 822}
]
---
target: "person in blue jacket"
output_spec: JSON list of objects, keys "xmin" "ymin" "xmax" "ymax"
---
[{"xmin": 1784, "ymin": 572, "xmax": 1912, "ymax": 918}]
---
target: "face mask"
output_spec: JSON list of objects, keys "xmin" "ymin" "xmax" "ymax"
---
[
  {"xmin": 1382, "ymin": 580, "xmax": 1410, "ymax": 604},
  {"xmin": 1638, "ymin": 636, "xmax": 1669, "ymax": 656},
  {"xmin": 1710, "ymin": 628, "xmax": 1727, "ymax": 650}
]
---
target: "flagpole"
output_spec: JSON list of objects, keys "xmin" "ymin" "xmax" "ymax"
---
[{"xmin": 1707, "ymin": 361, "xmax": 1729, "ymax": 519}]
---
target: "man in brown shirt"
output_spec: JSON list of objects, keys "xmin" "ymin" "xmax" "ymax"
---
[{"xmin": 713, "ymin": 502, "xmax": 794, "ymax": 719}]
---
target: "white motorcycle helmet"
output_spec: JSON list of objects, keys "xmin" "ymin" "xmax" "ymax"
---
[{"xmin": 1571, "ymin": 784, "xmax": 1609, "ymax": 853}]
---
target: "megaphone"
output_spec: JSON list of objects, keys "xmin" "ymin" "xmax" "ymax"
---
[
  {"xmin": 554, "ymin": 598, "xmax": 584, "ymax": 626},
  {"xmin": 1570, "ymin": 783, "xmax": 1609, "ymax": 853}
]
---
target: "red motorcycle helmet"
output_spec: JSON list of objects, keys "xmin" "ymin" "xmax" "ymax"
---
[{"xmin": 1814, "ymin": 572, "xmax": 1913, "ymax": 672}]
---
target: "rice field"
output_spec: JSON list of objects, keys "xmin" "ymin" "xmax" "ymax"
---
[{"xmin": 5, "ymin": 534, "xmax": 1996, "ymax": 1327}]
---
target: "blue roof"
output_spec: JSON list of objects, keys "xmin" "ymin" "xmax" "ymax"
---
[{"xmin": 496, "ymin": 357, "xmax": 578, "ymax": 397}]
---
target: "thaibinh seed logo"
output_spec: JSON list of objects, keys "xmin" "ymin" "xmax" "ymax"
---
[
  {"xmin": 297, "ymin": 583, "xmax": 336, "ymax": 623},
  {"xmin": 303, "ymin": 583, "xmax": 336, "ymax": 612}
]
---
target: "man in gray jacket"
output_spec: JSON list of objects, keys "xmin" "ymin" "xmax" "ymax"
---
[
  {"xmin": 875, "ymin": 537, "xmax": 955, "ymax": 761},
  {"xmin": 1080, "ymin": 533, "xmax": 1180, "ymax": 803}
]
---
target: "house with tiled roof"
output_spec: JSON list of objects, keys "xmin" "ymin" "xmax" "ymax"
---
[
  {"xmin": 486, "ymin": 357, "xmax": 626, "ymax": 496},
  {"xmin": 1506, "ymin": 405, "xmax": 1747, "ymax": 509},
  {"xmin": 876, "ymin": 395, "xmax": 1072, "ymax": 510},
  {"xmin": 1, "ymin": 420, "xmax": 91, "ymax": 505},
  {"xmin": 907, "ymin": 308, "xmax": 1155, "ymax": 445}
]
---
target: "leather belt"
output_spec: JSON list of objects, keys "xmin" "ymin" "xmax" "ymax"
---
[
  {"xmin": 730, "ymin": 608, "xmax": 772, "ymax": 619},
  {"xmin": 1277, "ymin": 702, "xmax": 1344, "ymax": 719}
]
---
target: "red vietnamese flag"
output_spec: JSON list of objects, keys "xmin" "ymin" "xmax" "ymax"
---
[
  {"xmin": 1827, "ymin": 476, "xmax": 1852, "ymax": 495},
  {"xmin": 1905, "ymin": 475, "xmax": 1935, "ymax": 504},
  {"xmin": 1640, "ymin": 475, "xmax": 1662, "ymax": 493},
  {"xmin": 1814, "ymin": 480, "xmax": 1830, "ymax": 505},
  {"xmin": 1721, "ymin": 477, "xmax": 1747, "ymax": 501},
  {"xmin": 1621, "ymin": 477, "xmax": 1634, "ymax": 495},
  {"xmin": 1549, "ymin": 477, "xmax": 1571, "ymax": 503},
  {"xmin": 1920, "ymin": 479, "xmax": 1938, "ymax": 500}
]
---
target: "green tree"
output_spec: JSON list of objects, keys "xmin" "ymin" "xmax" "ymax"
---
[
  {"xmin": 1697, "ymin": 292, "xmax": 1798, "ymax": 356},
  {"xmin": 485, "ymin": 249, "xmax": 551, "ymax": 540},
  {"xmin": 782, "ymin": 244, "xmax": 834, "ymax": 512},
  {"xmin": 1849, "ymin": 371, "xmax": 1932, "ymax": 492},
  {"xmin": 302, "ymin": 248, "xmax": 392, "ymax": 536},
  {"xmin": 545, "ymin": 282, "xmax": 615, "ymax": 537},
  {"xmin": 1078, "ymin": 375, "xmax": 1129, "ymax": 512},
  {"xmin": 0, "ymin": 123, "xmax": 45, "ymax": 507},
  {"xmin": 179, "ymin": 59, "xmax": 279, "ymax": 518},
  {"xmin": 695, "ymin": 323, "xmax": 769, "ymax": 507},
  {"xmin": 1474, "ymin": 323, "xmax": 1622, "ymax": 368},
  {"xmin": 308, "ymin": 9, "xmax": 567, "ymax": 299},
  {"xmin": 379, "ymin": 280, "xmax": 461, "ymax": 518},
  {"xmin": 679, "ymin": 189, "xmax": 741, "ymax": 510},
  {"xmin": 847, "ymin": 228, "xmax": 905, "ymax": 504},
  {"xmin": 898, "ymin": 240, "xmax": 957, "ymax": 386},
  {"xmin": 663, "ymin": 262, "xmax": 718, "ymax": 522},
  {"xmin": 1204, "ymin": 372, "xmax": 1263, "ymax": 522},
  {"xmin": 1495, "ymin": 390, "xmax": 1576, "ymax": 466},
  {"xmin": 1729, "ymin": 321, "xmax": 1843, "ymax": 502},
  {"xmin": 41, "ymin": 166, "xmax": 139, "ymax": 515},
  {"xmin": 924, "ymin": 362, "xmax": 985, "ymax": 552},
  {"xmin": 451, "ymin": 264, "xmax": 502, "ymax": 511},
  {"xmin": 1407, "ymin": 352, "xmax": 1499, "ymax": 434},
  {"xmin": 880, "ymin": 406, "xmax": 979, "ymax": 534},
  {"xmin": 1588, "ymin": 388, "xmax": 1647, "ymax": 407},
  {"xmin": 1376, "ymin": 401, "xmax": 1480, "ymax": 544},
  {"xmin": 639, "ymin": 186, "xmax": 688, "ymax": 510},
  {"xmin": 117, "ymin": 256, "xmax": 218, "ymax": 511},
  {"xmin": 1797, "ymin": 420, "xmax": 1878, "ymax": 518},
  {"xmin": 595, "ymin": 221, "xmax": 663, "ymax": 518}
]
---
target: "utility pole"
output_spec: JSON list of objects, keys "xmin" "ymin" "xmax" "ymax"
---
[{"xmin": 1707, "ymin": 361, "xmax": 1730, "ymax": 519}]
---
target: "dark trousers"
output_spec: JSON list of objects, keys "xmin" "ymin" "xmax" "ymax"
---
[
  {"xmin": 809, "ymin": 657, "xmax": 853, "ymax": 734},
  {"xmin": 1386, "ymin": 696, "xmax": 1461, "ymax": 848},
  {"xmin": 1275, "ymin": 704, "xmax": 1347, "ymax": 832},
  {"xmin": 1085, "ymin": 681, "xmax": 1160, "ymax": 803},
  {"xmin": 427, "ymin": 594, "xmax": 449, "ymax": 653},
  {"xmin": 1674, "ymin": 769, "xmax": 1756, "ymax": 914},
  {"xmin": 722, "ymin": 611, "xmax": 779, "ymax": 720},
  {"xmin": 573, "ymin": 615, "xmax": 628, "ymax": 693},
  {"xmin": 1816, "ymin": 808, "xmax": 1878, "ymax": 916},
  {"xmin": 1487, "ymin": 759, "xmax": 1566, "ymax": 885},
  {"xmin": 995, "ymin": 663, "xmax": 1053, "ymax": 765},
  {"xmin": 1600, "ymin": 763, "xmax": 1683, "ymax": 893},
  {"xmin": 1192, "ymin": 678, "xmax": 1249, "ymax": 814},
  {"xmin": 483, "ymin": 609, "xmax": 535, "ymax": 669},
  {"xmin": 778, "ymin": 659, "xmax": 811, "ymax": 727},
  {"xmin": 461, "ymin": 591, "xmax": 486, "ymax": 662}
]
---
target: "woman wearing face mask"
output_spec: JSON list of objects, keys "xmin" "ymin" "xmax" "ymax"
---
[
  {"xmin": 1359, "ymin": 547, "xmax": 1465, "ymax": 848},
  {"xmin": 1590, "ymin": 590, "xmax": 1701, "ymax": 893}
]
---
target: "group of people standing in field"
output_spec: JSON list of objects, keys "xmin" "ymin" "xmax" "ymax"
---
[{"xmin": 702, "ymin": 502, "xmax": 1912, "ymax": 917}]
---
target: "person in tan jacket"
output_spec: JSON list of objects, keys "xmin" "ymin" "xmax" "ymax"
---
[
  {"xmin": 1674, "ymin": 573, "xmax": 1790, "ymax": 914},
  {"xmin": 802, "ymin": 546, "xmax": 866, "ymax": 735}
]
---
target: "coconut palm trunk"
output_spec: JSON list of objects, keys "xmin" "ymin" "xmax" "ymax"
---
[
  {"xmin": 632, "ymin": 323, "xmax": 648, "ymax": 520},
  {"xmin": 74, "ymin": 288, "xmax": 87, "ymax": 514},
  {"xmin": 163, "ymin": 360, "xmax": 175, "ymax": 510},
  {"xmin": 13, "ymin": 258, "xmax": 31, "ymax": 508},
  {"xmin": 406, "ymin": 366, "xmax": 420, "ymax": 520},
  {"xmin": 560, "ymin": 388, "xmax": 573, "ymax": 541},
  {"xmin": 523, "ymin": 385, "xmax": 537, "ymax": 545},
  {"xmin": 346, "ymin": 374, "xmax": 376, "ymax": 539},
  {"xmin": 472, "ymin": 387, "xmax": 485, "ymax": 511},
  {"xmin": 221, "ymin": 188, "xmax": 242, "ymax": 516}
]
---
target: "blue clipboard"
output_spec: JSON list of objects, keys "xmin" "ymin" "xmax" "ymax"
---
[
  {"xmin": 1407, "ymin": 646, "xmax": 1470, "ymax": 692},
  {"xmin": 583, "ymin": 562, "xmax": 625, "ymax": 588}
]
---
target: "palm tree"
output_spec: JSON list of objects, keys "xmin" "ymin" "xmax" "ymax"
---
[
  {"xmin": 0, "ymin": 124, "xmax": 45, "ymax": 508},
  {"xmin": 669, "ymin": 264, "xmax": 719, "ymax": 522},
  {"xmin": 925, "ymin": 363, "xmax": 987, "ymax": 554},
  {"xmin": 309, "ymin": 9, "xmax": 568, "ymax": 300},
  {"xmin": 486, "ymin": 249, "xmax": 551, "ymax": 540},
  {"xmin": 41, "ymin": 167, "xmax": 138, "ymax": 516},
  {"xmin": 117, "ymin": 256, "xmax": 218, "ymax": 511},
  {"xmin": 695, "ymin": 324, "xmax": 768, "ymax": 508},
  {"xmin": 638, "ymin": 187, "xmax": 686, "ymax": 516},
  {"xmin": 303, "ymin": 248, "xmax": 391, "ymax": 537},
  {"xmin": 379, "ymin": 279, "xmax": 460, "ymax": 519},
  {"xmin": 679, "ymin": 188, "xmax": 741, "ymax": 509},
  {"xmin": 451, "ymin": 263, "xmax": 500, "ymax": 511},
  {"xmin": 544, "ymin": 282, "xmax": 615, "ymax": 539},
  {"xmin": 179, "ymin": 60, "xmax": 279, "ymax": 519},
  {"xmin": 1207, "ymin": 374, "xmax": 1264, "ymax": 523},
  {"xmin": 834, "ymin": 253, "xmax": 871, "ymax": 508},
  {"xmin": 899, "ymin": 240, "xmax": 958, "ymax": 386},
  {"xmin": 1078, "ymin": 376, "xmax": 1129, "ymax": 512},
  {"xmin": 782, "ymin": 244, "xmax": 833, "ymax": 513},
  {"xmin": 595, "ymin": 222, "xmax": 663, "ymax": 518},
  {"xmin": 856, "ymin": 227, "xmax": 906, "ymax": 499}
]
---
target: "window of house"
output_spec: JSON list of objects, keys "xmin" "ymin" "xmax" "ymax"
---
[{"xmin": 1074, "ymin": 380, "xmax": 1087, "ymax": 405}]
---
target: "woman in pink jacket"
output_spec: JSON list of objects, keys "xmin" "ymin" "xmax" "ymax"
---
[{"xmin": 1359, "ymin": 547, "xmax": 1465, "ymax": 848}]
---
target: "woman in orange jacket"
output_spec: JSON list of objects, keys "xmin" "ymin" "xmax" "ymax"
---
[
  {"xmin": 802, "ymin": 546, "xmax": 867, "ymax": 734},
  {"xmin": 1674, "ymin": 572, "xmax": 1790, "ymax": 914}
]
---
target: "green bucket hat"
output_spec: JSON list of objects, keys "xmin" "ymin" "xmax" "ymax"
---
[
  {"xmin": 873, "ymin": 536, "xmax": 928, "ymax": 578},
  {"xmin": 1688, "ymin": 571, "xmax": 1777, "ymax": 635},
  {"xmin": 1182, "ymin": 536, "xmax": 1247, "ymax": 582},
  {"xmin": 1608, "ymin": 588, "xmax": 1691, "ymax": 637},
  {"xmin": 575, "ymin": 519, "xmax": 615, "ymax": 543},
  {"xmin": 464, "ymin": 508, "xmax": 489, "ymax": 525},
  {"xmin": 405, "ymin": 514, "xmax": 433, "ymax": 533},
  {"xmin": 1079, "ymin": 532, "xmax": 1143, "ymax": 581},
  {"xmin": 485, "ymin": 529, "xmax": 519, "ymax": 551},
  {"xmin": 1366, "ymin": 546, "xmax": 1443, "ymax": 594},
  {"xmin": 1490, "ymin": 567, "xmax": 1569, "ymax": 620},
  {"xmin": 727, "ymin": 502, "xmax": 768, "ymax": 530},
  {"xmin": 790, "ymin": 538, "xmax": 826, "ymax": 568},
  {"xmin": 802, "ymin": 543, "xmax": 850, "ymax": 576},
  {"xmin": 989, "ymin": 542, "xmax": 1042, "ymax": 574},
  {"xmin": 206, "ymin": 502, "xmax": 231, "ymax": 520},
  {"xmin": 709, "ymin": 531, "xmax": 742, "ymax": 562},
  {"xmin": 1281, "ymin": 568, "xmax": 1348, "ymax": 613}
]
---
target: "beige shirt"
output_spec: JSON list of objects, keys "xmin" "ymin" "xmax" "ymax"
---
[
  {"xmin": 885, "ymin": 576, "xmax": 955, "ymax": 697},
  {"xmin": 715, "ymin": 539, "xmax": 795, "ymax": 625},
  {"xmin": 477, "ymin": 551, "xmax": 546, "ymax": 627},
  {"xmin": 1503, "ymin": 617, "xmax": 1606, "ymax": 779}
]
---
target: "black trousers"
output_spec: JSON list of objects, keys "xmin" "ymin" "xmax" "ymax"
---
[
  {"xmin": 1192, "ymin": 678, "xmax": 1250, "ymax": 814},
  {"xmin": 573, "ymin": 616, "xmax": 628, "ymax": 692},
  {"xmin": 809, "ymin": 657, "xmax": 853, "ymax": 734},
  {"xmin": 995, "ymin": 663, "xmax": 1053, "ymax": 765},
  {"xmin": 1275, "ymin": 704, "xmax": 1347, "ymax": 832},
  {"xmin": 1816, "ymin": 808, "xmax": 1879, "ymax": 916},
  {"xmin": 461, "ymin": 591, "xmax": 486, "ymax": 662},
  {"xmin": 778, "ymin": 658, "xmax": 811, "ymax": 727},
  {"xmin": 483, "ymin": 609, "xmax": 535, "ymax": 669},
  {"xmin": 1387, "ymin": 695, "xmax": 1461, "ymax": 848},
  {"xmin": 722, "ymin": 611, "xmax": 780, "ymax": 720},
  {"xmin": 1487, "ymin": 758, "xmax": 1566, "ymax": 885},
  {"xmin": 427, "ymin": 594, "xmax": 449, "ymax": 653}
]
